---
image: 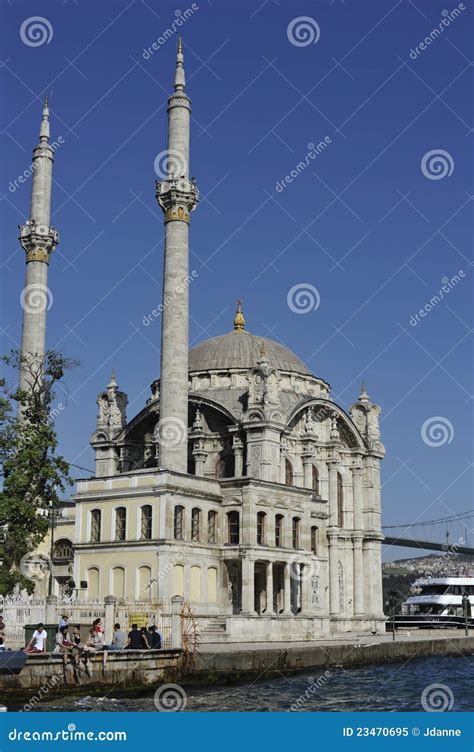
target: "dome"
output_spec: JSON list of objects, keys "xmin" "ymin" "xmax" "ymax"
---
[{"xmin": 189, "ymin": 330, "xmax": 311, "ymax": 376}]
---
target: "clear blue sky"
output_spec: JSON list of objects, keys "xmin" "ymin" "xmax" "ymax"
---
[{"xmin": 1, "ymin": 0, "xmax": 472, "ymax": 560}]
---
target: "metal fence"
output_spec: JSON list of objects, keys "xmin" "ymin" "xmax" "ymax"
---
[{"xmin": 115, "ymin": 599, "xmax": 173, "ymax": 648}]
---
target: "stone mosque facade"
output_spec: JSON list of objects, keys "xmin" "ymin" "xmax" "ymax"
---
[{"xmin": 17, "ymin": 43, "xmax": 386, "ymax": 641}]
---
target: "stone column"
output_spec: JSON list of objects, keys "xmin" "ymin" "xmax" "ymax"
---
[
  {"xmin": 45, "ymin": 594, "xmax": 58, "ymax": 625},
  {"xmin": 104, "ymin": 595, "xmax": 118, "ymax": 644},
  {"xmin": 302, "ymin": 451, "xmax": 314, "ymax": 489},
  {"xmin": 156, "ymin": 42, "xmax": 198, "ymax": 473},
  {"xmin": 265, "ymin": 561, "xmax": 274, "ymax": 614},
  {"xmin": 283, "ymin": 562, "xmax": 291, "ymax": 614},
  {"xmin": 353, "ymin": 536, "xmax": 364, "ymax": 615},
  {"xmin": 233, "ymin": 436, "xmax": 244, "ymax": 477},
  {"xmin": 171, "ymin": 595, "xmax": 184, "ymax": 649},
  {"xmin": 352, "ymin": 465, "xmax": 363, "ymax": 531},
  {"xmin": 300, "ymin": 565, "xmax": 311, "ymax": 614},
  {"xmin": 328, "ymin": 460, "xmax": 338, "ymax": 526},
  {"xmin": 241, "ymin": 555, "xmax": 255, "ymax": 615},
  {"xmin": 328, "ymin": 532, "xmax": 339, "ymax": 615}
]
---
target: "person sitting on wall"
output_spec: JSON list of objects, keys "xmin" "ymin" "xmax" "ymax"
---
[
  {"xmin": 125, "ymin": 623, "xmax": 142, "ymax": 649},
  {"xmin": 148, "ymin": 625, "xmax": 162, "ymax": 649},
  {"xmin": 92, "ymin": 618, "xmax": 103, "ymax": 634},
  {"xmin": 55, "ymin": 625, "xmax": 73, "ymax": 666},
  {"xmin": 140, "ymin": 626, "xmax": 152, "ymax": 649},
  {"xmin": 25, "ymin": 623, "xmax": 47, "ymax": 653},
  {"xmin": 0, "ymin": 637, "xmax": 6, "ymax": 652},
  {"xmin": 104, "ymin": 623, "xmax": 126, "ymax": 651}
]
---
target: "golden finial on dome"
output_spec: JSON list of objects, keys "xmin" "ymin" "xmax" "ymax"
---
[
  {"xmin": 233, "ymin": 299, "xmax": 245, "ymax": 332},
  {"xmin": 177, "ymin": 37, "xmax": 183, "ymax": 55}
]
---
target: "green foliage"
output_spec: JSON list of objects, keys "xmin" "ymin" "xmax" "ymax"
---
[{"xmin": 0, "ymin": 351, "xmax": 74, "ymax": 595}]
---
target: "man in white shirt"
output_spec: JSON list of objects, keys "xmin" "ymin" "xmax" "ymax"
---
[{"xmin": 26, "ymin": 623, "xmax": 48, "ymax": 653}]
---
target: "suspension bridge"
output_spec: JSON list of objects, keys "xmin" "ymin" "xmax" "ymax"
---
[{"xmin": 382, "ymin": 510, "xmax": 474, "ymax": 556}]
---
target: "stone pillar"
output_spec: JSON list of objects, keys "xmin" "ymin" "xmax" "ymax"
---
[
  {"xmin": 300, "ymin": 565, "xmax": 311, "ymax": 614},
  {"xmin": 233, "ymin": 436, "xmax": 244, "ymax": 477},
  {"xmin": 352, "ymin": 465, "xmax": 363, "ymax": 531},
  {"xmin": 353, "ymin": 537, "xmax": 364, "ymax": 615},
  {"xmin": 302, "ymin": 452, "xmax": 314, "ymax": 489},
  {"xmin": 328, "ymin": 532, "xmax": 339, "ymax": 615},
  {"xmin": 155, "ymin": 43, "xmax": 198, "ymax": 473},
  {"xmin": 283, "ymin": 562, "xmax": 291, "ymax": 614},
  {"xmin": 265, "ymin": 561, "xmax": 274, "ymax": 614},
  {"xmin": 328, "ymin": 461, "xmax": 338, "ymax": 526},
  {"xmin": 45, "ymin": 594, "xmax": 58, "ymax": 625},
  {"xmin": 104, "ymin": 595, "xmax": 118, "ymax": 644},
  {"xmin": 192, "ymin": 440, "xmax": 207, "ymax": 476},
  {"xmin": 171, "ymin": 594, "xmax": 184, "ymax": 649},
  {"xmin": 241, "ymin": 555, "xmax": 255, "ymax": 615}
]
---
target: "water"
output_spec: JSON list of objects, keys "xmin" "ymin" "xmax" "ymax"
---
[{"xmin": 32, "ymin": 655, "xmax": 473, "ymax": 712}]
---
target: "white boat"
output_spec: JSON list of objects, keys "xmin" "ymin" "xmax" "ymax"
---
[{"xmin": 394, "ymin": 576, "xmax": 474, "ymax": 628}]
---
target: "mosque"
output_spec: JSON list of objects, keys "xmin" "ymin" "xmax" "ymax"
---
[{"xmin": 17, "ymin": 42, "xmax": 386, "ymax": 641}]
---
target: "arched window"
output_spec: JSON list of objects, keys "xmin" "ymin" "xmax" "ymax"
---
[
  {"xmin": 52, "ymin": 539, "xmax": 73, "ymax": 562},
  {"xmin": 216, "ymin": 458, "xmax": 226, "ymax": 479},
  {"xmin": 190, "ymin": 566, "xmax": 201, "ymax": 601},
  {"xmin": 292, "ymin": 517, "xmax": 301, "ymax": 549},
  {"xmin": 216, "ymin": 454, "xmax": 235, "ymax": 479},
  {"xmin": 311, "ymin": 526, "xmax": 319, "ymax": 555},
  {"xmin": 208, "ymin": 510, "xmax": 217, "ymax": 544},
  {"xmin": 191, "ymin": 507, "xmax": 201, "ymax": 542},
  {"xmin": 115, "ymin": 507, "xmax": 126, "ymax": 541},
  {"xmin": 112, "ymin": 566, "xmax": 125, "ymax": 598},
  {"xmin": 137, "ymin": 565, "xmax": 152, "ymax": 599},
  {"xmin": 285, "ymin": 459, "xmax": 293, "ymax": 486},
  {"xmin": 257, "ymin": 511, "xmax": 266, "ymax": 545},
  {"xmin": 87, "ymin": 567, "xmax": 99, "ymax": 598},
  {"xmin": 312, "ymin": 465, "xmax": 319, "ymax": 495},
  {"xmin": 337, "ymin": 473, "xmax": 344, "ymax": 527},
  {"xmin": 90, "ymin": 509, "xmax": 101, "ymax": 543},
  {"xmin": 227, "ymin": 511, "xmax": 240, "ymax": 545},
  {"xmin": 174, "ymin": 505, "xmax": 184, "ymax": 540},
  {"xmin": 140, "ymin": 505, "xmax": 152, "ymax": 540},
  {"xmin": 275, "ymin": 514, "xmax": 284, "ymax": 547}
]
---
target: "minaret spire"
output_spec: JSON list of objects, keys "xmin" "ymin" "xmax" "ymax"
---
[
  {"xmin": 17, "ymin": 100, "xmax": 59, "ymax": 405},
  {"xmin": 155, "ymin": 43, "xmax": 199, "ymax": 472}
]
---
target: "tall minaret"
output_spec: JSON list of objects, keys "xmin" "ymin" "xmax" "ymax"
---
[
  {"xmin": 155, "ymin": 40, "xmax": 199, "ymax": 472},
  {"xmin": 18, "ymin": 97, "xmax": 59, "ymax": 396}
]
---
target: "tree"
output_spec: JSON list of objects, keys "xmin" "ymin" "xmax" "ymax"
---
[{"xmin": 0, "ymin": 350, "xmax": 74, "ymax": 595}]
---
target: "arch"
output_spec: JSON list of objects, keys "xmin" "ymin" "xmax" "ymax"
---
[
  {"xmin": 275, "ymin": 514, "xmax": 284, "ymax": 547},
  {"xmin": 215, "ymin": 452, "xmax": 235, "ymax": 479},
  {"xmin": 112, "ymin": 566, "xmax": 125, "ymax": 598},
  {"xmin": 257, "ymin": 511, "xmax": 266, "ymax": 545},
  {"xmin": 90, "ymin": 509, "xmax": 101, "ymax": 543},
  {"xmin": 137, "ymin": 565, "xmax": 152, "ymax": 599},
  {"xmin": 114, "ymin": 506, "xmax": 127, "ymax": 541},
  {"xmin": 87, "ymin": 567, "xmax": 99, "ymax": 598},
  {"xmin": 140, "ymin": 505, "xmax": 152, "ymax": 540},
  {"xmin": 207, "ymin": 510, "xmax": 217, "ymax": 544},
  {"xmin": 337, "ymin": 472, "xmax": 344, "ymax": 527},
  {"xmin": 191, "ymin": 507, "xmax": 201, "ymax": 542},
  {"xmin": 174, "ymin": 505, "xmax": 184, "ymax": 540},
  {"xmin": 190, "ymin": 565, "xmax": 201, "ymax": 601},
  {"xmin": 311, "ymin": 525, "xmax": 319, "ymax": 555},
  {"xmin": 292, "ymin": 516, "xmax": 301, "ymax": 549},
  {"xmin": 287, "ymin": 399, "xmax": 366, "ymax": 449},
  {"xmin": 52, "ymin": 538, "xmax": 73, "ymax": 561},
  {"xmin": 227, "ymin": 510, "xmax": 240, "ymax": 545},
  {"xmin": 285, "ymin": 458, "xmax": 294, "ymax": 486},
  {"xmin": 312, "ymin": 465, "xmax": 320, "ymax": 495},
  {"xmin": 207, "ymin": 567, "xmax": 218, "ymax": 603},
  {"xmin": 172, "ymin": 564, "xmax": 184, "ymax": 597}
]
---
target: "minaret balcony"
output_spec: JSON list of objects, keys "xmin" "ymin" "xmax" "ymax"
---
[
  {"xmin": 19, "ymin": 219, "xmax": 59, "ymax": 263},
  {"xmin": 156, "ymin": 177, "xmax": 199, "ymax": 223}
]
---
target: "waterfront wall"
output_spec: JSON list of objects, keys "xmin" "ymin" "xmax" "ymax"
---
[
  {"xmin": 196, "ymin": 636, "xmax": 474, "ymax": 677},
  {"xmin": 0, "ymin": 650, "xmax": 182, "ymax": 693}
]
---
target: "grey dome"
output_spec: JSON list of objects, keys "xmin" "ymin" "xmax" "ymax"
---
[{"xmin": 188, "ymin": 331, "xmax": 311, "ymax": 375}]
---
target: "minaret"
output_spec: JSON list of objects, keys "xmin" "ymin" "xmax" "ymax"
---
[
  {"xmin": 155, "ymin": 40, "xmax": 199, "ymax": 472},
  {"xmin": 18, "ymin": 97, "xmax": 59, "ymax": 396}
]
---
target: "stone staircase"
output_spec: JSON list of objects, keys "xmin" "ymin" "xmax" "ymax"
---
[{"xmin": 198, "ymin": 616, "xmax": 228, "ymax": 644}]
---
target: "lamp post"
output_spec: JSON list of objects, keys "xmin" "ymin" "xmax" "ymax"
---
[{"xmin": 388, "ymin": 590, "xmax": 398, "ymax": 641}]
